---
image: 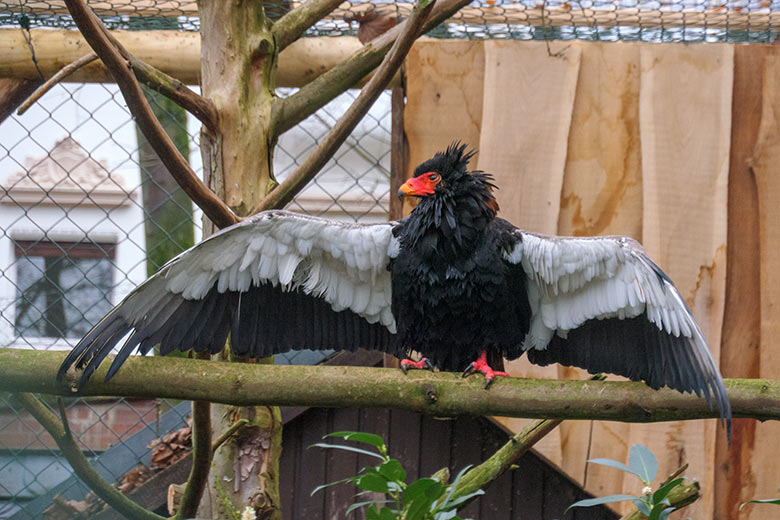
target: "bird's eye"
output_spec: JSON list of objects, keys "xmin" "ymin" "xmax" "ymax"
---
[{"xmin": 428, "ymin": 174, "xmax": 439, "ymax": 182}]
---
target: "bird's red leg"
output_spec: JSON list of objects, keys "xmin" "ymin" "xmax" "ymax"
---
[
  {"xmin": 400, "ymin": 357, "xmax": 434, "ymax": 374},
  {"xmin": 462, "ymin": 350, "xmax": 509, "ymax": 388}
]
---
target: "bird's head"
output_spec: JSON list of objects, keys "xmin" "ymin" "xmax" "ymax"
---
[{"xmin": 398, "ymin": 142, "xmax": 499, "ymax": 214}]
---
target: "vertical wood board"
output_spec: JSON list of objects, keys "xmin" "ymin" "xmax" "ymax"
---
[
  {"xmin": 475, "ymin": 39, "xmax": 582, "ymax": 466},
  {"xmin": 556, "ymin": 41, "xmax": 643, "ymax": 495},
  {"xmin": 635, "ymin": 43, "xmax": 733, "ymax": 519},
  {"xmin": 403, "ymin": 38, "xmax": 485, "ymax": 215},
  {"xmin": 714, "ymin": 43, "xmax": 767, "ymax": 520},
  {"xmin": 744, "ymin": 52, "xmax": 780, "ymax": 520}
]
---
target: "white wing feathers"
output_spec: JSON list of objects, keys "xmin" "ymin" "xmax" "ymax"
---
[
  {"xmin": 506, "ymin": 233, "xmax": 700, "ymax": 352},
  {"xmin": 157, "ymin": 210, "xmax": 398, "ymax": 332}
]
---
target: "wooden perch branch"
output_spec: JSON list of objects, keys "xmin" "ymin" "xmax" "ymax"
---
[
  {"xmin": 15, "ymin": 393, "xmax": 166, "ymax": 520},
  {"xmin": 63, "ymin": 0, "xmax": 238, "ymax": 229},
  {"xmin": 260, "ymin": 0, "xmax": 435, "ymax": 211},
  {"xmin": 272, "ymin": 0, "xmax": 472, "ymax": 136},
  {"xmin": 3, "ymin": 349, "xmax": 779, "ymax": 423},
  {"xmin": 273, "ymin": 0, "xmax": 346, "ymax": 52},
  {"xmin": 16, "ymin": 53, "xmax": 97, "ymax": 116}
]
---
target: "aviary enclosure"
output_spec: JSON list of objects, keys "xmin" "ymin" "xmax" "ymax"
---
[{"xmin": 0, "ymin": 0, "xmax": 779, "ymax": 519}]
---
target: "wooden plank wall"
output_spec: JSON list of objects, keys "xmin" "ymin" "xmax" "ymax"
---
[
  {"xmin": 279, "ymin": 407, "xmax": 618, "ymax": 520},
  {"xmin": 405, "ymin": 38, "xmax": 780, "ymax": 519}
]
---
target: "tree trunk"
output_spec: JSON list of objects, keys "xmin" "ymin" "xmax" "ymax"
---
[{"xmin": 198, "ymin": 1, "xmax": 282, "ymax": 518}]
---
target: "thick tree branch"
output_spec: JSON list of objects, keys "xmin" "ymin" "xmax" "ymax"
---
[
  {"xmin": 0, "ymin": 78, "xmax": 43, "ymax": 124},
  {"xmin": 259, "ymin": 0, "xmax": 435, "ymax": 212},
  {"xmin": 15, "ymin": 393, "xmax": 166, "ymax": 520},
  {"xmin": 63, "ymin": 0, "xmax": 238, "ymax": 229},
  {"xmin": 5, "ymin": 349, "xmax": 778, "ymax": 423},
  {"xmin": 272, "ymin": 0, "xmax": 471, "ymax": 136},
  {"xmin": 455, "ymin": 418, "xmax": 561, "ymax": 500},
  {"xmin": 272, "ymin": 0, "xmax": 345, "ymax": 52}
]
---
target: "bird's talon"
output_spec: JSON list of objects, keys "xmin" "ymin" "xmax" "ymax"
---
[{"xmin": 400, "ymin": 357, "xmax": 431, "ymax": 375}]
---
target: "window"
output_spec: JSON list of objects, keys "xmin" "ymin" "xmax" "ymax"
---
[{"xmin": 13, "ymin": 241, "xmax": 115, "ymax": 339}]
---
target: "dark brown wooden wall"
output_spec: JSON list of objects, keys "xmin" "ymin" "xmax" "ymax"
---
[{"xmin": 279, "ymin": 407, "xmax": 618, "ymax": 520}]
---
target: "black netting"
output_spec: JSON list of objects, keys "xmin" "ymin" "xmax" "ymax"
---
[{"xmin": 2, "ymin": 0, "xmax": 779, "ymax": 42}]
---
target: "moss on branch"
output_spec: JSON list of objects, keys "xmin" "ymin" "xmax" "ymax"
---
[{"xmin": 2, "ymin": 348, "xmax": 778, "ymax": 423}]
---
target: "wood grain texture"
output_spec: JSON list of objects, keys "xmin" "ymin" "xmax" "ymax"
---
[
  {"xmin": 635, "ymin": 43, "xmax": 733, "ymax": 519},
  {"xmin": 403, "ymin": 38, "xmax": 485, "ymax": 215},
  {"xmin": 556, "ymin": 42, "xmax": 642, "ymax": 497},
  {"xmin": 475, "ymin": 39, "xmax": 581, "ymax": 468},
  {"xmin": 714, "ymin": 43, "xmax": 768, "ymax": 520},
  {"xmin": 742, "ymin": 51, "xmax": 780, "ymax": 520}
]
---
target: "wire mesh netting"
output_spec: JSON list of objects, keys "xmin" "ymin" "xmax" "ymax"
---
[
  {"xmin": 0, "ymin": 82, "xmax": 391, "ymax": 517},
  {"xmin": 2, "ymin": 0, "xmax": 779, "ymax": 42},
  {"xmin": 0, "ymin": 0, "xmax": 778, "ymax": 517}
]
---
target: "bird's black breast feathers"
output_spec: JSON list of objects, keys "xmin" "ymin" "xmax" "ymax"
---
[{"xmin": 390, "ymin": 194, "xmax": 531, "ymax": 371}]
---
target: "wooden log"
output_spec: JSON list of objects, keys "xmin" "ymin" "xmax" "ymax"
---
[
  {"xmin": 28, "ymin": 1, "xmax": 780, "ymax": 31},
  {"xmin": 0, "ymin": 29, "xmax": 369, "ymax": 88}
]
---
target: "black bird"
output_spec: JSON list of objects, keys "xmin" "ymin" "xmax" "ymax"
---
[{"xmin": 57, "ymin": 143, "xmax": 731, "ymax": 434}]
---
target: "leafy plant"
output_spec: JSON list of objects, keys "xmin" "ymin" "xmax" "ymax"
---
[
  {"xmin": 567, "ymin": 444, "xmax": 684, "ymax": 520},
  {"xmin": 311, "ymin": 431, "xmax": 485, "ymax": 520},
  {"xmin": 740, "ymin": 486, "xmax": 780, "ymax": 510}
]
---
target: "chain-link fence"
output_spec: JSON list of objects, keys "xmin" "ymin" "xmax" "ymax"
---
[
  {"xmin": 3, "ymin": 0, "xmax": 779, "ymax": 42},
  {"xmin": 0, "ymin": 80, "xmax": 391, "ymax": 517}
]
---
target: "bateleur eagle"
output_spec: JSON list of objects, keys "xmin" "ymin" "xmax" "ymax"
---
[{"xmin": 57, "ymin": 143, "xmax": 731, "ymax": 434}]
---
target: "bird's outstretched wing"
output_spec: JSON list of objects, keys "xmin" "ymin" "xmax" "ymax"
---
[
  {"xmin": 504, "ymin": 231, "xmax": 731, "ymax": 430},
  {"xmin": 58, "ymin": 210, "xmax": 399, "ymax": 387}
]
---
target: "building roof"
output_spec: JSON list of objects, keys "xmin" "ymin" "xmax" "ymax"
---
[{"xmin": 1, "ymin": 137, "xmax": 135, "ymax": 207}]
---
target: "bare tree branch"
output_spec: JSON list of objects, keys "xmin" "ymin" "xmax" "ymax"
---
[
  {"xmin": 273, "ymin": 0, "xmax": 346, "ymax": 52},
  {"xmin": 258, "ymin": 0, "xmax": 435, "ymax": 212},
  {"xmin": 63, "ymin": 0, "xmax": 239, "ymax": 229},
  {"xmin": 176, "ymin": 399, "xmax": 211, "ymax": 519},
  {"xmin": 5, "ymin": 348, "xmax": 777, "ymax": 423},
  {"xmin": 16, "ymin": 53, "xmax": 98, "ymax": 116},
  {"xmin": 272, "ymin": 0, "xmax": 471, "ymax": 137},
  {"xmin": 15, "ymin": 393, "xmax": 166, "ymax": 520}
]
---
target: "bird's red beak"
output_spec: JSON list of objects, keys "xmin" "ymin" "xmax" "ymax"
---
[{"xmin": 398, "ymin": 173, "xmax": 438, "ymax": 200}]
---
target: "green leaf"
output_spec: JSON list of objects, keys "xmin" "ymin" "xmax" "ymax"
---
[
  {"xmin": 356, "ymin": 473, "xmax": 391, "ymax": 493},
  {"xmin": 366, "ymin": 504, "xmax": 381, "ymax": 520},
  {"xmin": 659, "ymin": 507, "xmax": 677, "ymax": 520},
  {"xmin": 345, "ymin": 500, "xmax": 392, "ymax": 516},
  {"xmin": 587, "ymin": 458, "xmax": 638, "ymax": 476},
  {"xmin": 652, "ymin": 478, "xmax": 684, "ymax": 505},
  {"xmin": 740, "ymin": 498, "xmax": 780, "ymax": 510},
  {"xmin": 378, "ymin": 507, "xmax": 397, "ymax": 520},
  {"xmin": 439, "ymin": 490, "xmax": 485, "ymax": 511},
  {"xmin": 326, "ymin": 431, "xmax": 387, "ymax": 451},
  {"xmin": 439, "ymin": 465, "xmax": 472, "ymax": 508},
  {"xmin": 310, "ymin": 442, "xmax": 385, "ymax": 460},
  {"xmin": 404, "ymin": 478, "xmax": 441, "ymax": 504},
  {"xmin": 566, "ymin": 494, "xmax": 639, "ymax": 512},
  {"xmin": 629, "ymin": 444, "xmax": 658, "ymax": 484},
  {"xmin": 311, "ymin": 476, "xmax": 356, "ymax": 496},
  {"xmin": 418, "ymin": 0, "xmax": 433, "ymax": 8},
  {"xmin": 379, "ymin": 459, "xmax": 407, "ymax": 483},
  {"xmin": 633, "ymin": 499, "xmax": 651, "ymax": 516}
]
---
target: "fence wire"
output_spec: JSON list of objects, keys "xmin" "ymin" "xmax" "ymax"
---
[
  {"xmin": 0, "ymin": 83, "xmax": 391, "ymax": 518},
  {"xmin": 2, "ymin": 0, "xmax": 779, "ymax": 42}
]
